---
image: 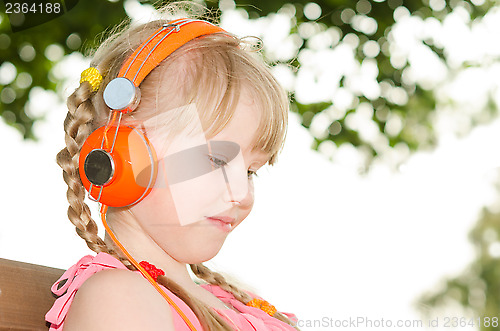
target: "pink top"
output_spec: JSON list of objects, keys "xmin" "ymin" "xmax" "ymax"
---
[{"xmin": 45, "ymin": 253, "xmax": 297, "ymax": 330}]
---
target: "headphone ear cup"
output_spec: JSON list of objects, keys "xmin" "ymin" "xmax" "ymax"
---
[{"xmin": 79, "ymin": 126, "xmax": 158, "ymax": 207}]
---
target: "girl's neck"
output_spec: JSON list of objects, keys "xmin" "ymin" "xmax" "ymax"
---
[{"xmin": 103, "ymin": 211, "xmax": 198, "ymax": 291}]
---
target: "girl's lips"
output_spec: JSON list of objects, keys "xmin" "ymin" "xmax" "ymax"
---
[
  {"xmin": 206, "ymin": 217, "xmax": 234, "ymax": 233},
  {"xmin": 208, "ymin": 216, "xmax": 235, "ymax": 224}
]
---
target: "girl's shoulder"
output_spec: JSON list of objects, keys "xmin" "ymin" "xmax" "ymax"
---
[
  {"xmin": 63, "ymin": 267, "xmax": 175, "ymax": 330},
  {"xmin": 45, "ymin": 253, "xmax": 195, "ymax": 331}
]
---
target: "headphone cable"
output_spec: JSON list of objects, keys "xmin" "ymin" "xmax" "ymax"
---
[{"xmin": 99, "ymin": 204, "xmax": 200, "ymax": 331}]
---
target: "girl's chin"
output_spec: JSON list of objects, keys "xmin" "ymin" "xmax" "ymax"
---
[{"xmin": 184, "ymin": 243, "xmax": 226, "ymax": 264}]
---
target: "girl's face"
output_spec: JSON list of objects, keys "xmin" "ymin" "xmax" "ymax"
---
[{"xmin": 128, "ymin": 93, "xmax": 270, "ymax": 264}]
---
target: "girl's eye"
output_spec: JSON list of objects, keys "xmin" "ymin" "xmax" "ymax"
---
[
  {"xmin": 208, "ymin": 154, "xmax": 258, "ymax": 179},
  {"xmin": 247, "ymin": 170, "xmax": 258, "ymax": 179},
  {"xmin": 208, "ymin": 155, "xmax": 227, "ymax": 167}
]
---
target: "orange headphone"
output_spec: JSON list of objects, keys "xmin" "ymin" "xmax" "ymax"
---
[
  {"xmin": 79, "ymin": 18, "xmax": 225, "ymax": 207},
  {"xmin": 77, "ymin": 19, "xmax": 227, "ymax": 331}
]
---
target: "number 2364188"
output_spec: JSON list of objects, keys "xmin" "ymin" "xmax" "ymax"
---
[{"xmin": 5, "ymin": 2, "xmax": 61, "ymax": 14}]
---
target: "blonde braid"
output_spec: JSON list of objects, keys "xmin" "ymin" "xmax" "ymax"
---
[
  {"xmin": 156, "ymin": 275, "xmax": 235, "ymax": 330},
  {"xmin": 56, "ymin": 81, "xmax": 123, "ymax": 262},
  {"xmin": 190, "ymin": 264, "xmax": 252, "ymax": 302},
  {"xmin": 190, "ymin": 263, "xmax": 300, "ymax": 330}
]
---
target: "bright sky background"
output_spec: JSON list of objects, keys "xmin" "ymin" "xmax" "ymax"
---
[{"xmin": 2, "ymin": 1, "xmax": 500, "ymax": 330}]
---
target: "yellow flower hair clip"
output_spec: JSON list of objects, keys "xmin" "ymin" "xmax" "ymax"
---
[{"xmin": 80, "ymin": 67, "xmax": 102, "ymax": 92}]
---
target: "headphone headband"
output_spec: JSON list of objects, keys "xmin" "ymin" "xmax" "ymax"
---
[
  {"xmin": 103, "ymin": 19, "xmax": 226, "ymax": 113},
  {"xmin": 121, "ymin": 18, "xmax": 225, "ymax": 85}
]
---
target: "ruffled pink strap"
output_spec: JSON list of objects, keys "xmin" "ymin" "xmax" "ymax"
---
[
  {"xmin": 45, "ymin": 254, "xmax": 297, "ymax": 331},
  {"xmin": 45, "ymin": 253, "xmax": 128, "ymax": 330},
  {"xmin": 202, "ymin": 284, "xmax": 298, "ymax": 330}
]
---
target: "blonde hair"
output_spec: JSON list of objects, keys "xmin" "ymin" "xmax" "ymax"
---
[{"xmin": 57, "ymin": 5, "xmax": 296, "ymax": 331}]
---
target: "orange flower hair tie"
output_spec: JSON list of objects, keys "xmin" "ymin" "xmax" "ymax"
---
[{"xmin": 246, "ymin": 298, "xmax": 277, "ymax": 316}]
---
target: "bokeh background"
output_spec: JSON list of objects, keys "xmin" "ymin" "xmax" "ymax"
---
[{"xmin": 2, "ymin": 0, "xmax": 500, "ymax": 329}]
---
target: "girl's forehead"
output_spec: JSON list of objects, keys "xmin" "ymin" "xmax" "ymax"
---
[
  {"xmin": 214, "ymin": 94, "xmax": 260, "ymax": 134},
  {"xmin": 207, "ymin": 99, "xmax": 269, "ymax": 162}
]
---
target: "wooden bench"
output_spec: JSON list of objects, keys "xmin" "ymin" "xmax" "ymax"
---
[{"xmin": 0, "ymin": 258, "xmax": 64, "ymax": 330}]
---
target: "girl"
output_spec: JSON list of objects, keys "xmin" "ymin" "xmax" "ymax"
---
[{"xmin": 45, "ymin": 4, "xmax": 298, "ymax": 331}]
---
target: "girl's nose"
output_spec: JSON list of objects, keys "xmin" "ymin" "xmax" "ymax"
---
[
  {"xmin": 222, "ymin": 166, "xmax": 253, "ymax": 208},
  {"xmin": 228, "ymin": 182, "xmax": 254, "ymax": 208}
]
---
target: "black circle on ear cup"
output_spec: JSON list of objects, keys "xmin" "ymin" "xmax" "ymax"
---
[{"xmin": 84, "ymin": 149, "xmax": 115, "ymax": 186}]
